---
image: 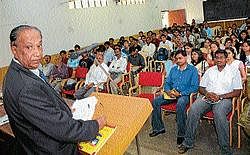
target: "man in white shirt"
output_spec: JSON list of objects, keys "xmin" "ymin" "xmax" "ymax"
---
[
  {"xmin": 178, "ymin": 50, "xmax": 242, "ymax": 155},
  {"xmin": 140, "ymin": 37, "xmax": 156, "ymax": 58},
  {"xmin": 109, "ymin": 45, "xmax": 127, "ymax": 94},
  {"xmin": 42, "ymin": 55, "xmax": 54, "ymax": 78},
  {"xmin": 75, "ymin": 50, "xmax": 109, "ymax": 99},
  {"xmin": 159, "ymin": 34, "xmax": 173, "ymax": 52}
]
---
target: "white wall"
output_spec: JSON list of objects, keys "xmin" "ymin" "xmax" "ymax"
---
[{"xmin": 0, "ymin": 0, "xmax": 163, "ymax": 67}]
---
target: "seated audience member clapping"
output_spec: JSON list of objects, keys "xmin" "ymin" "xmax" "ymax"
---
[
  {"xmin": 75, "ymin": 50, "xmax": 109, "ymax": 99},
  {"xmin": 178, "ymin": 50, "xmax": 242, "ymax": 155},
  {"xmin": 149, "ymin": 50, "xmax": 199, "ymax": 147},
  {"xmin": 128, "ymin": 46, "xmax": 145, "ymax": 86},
  {"xmin": 109, "ymin": 45, "xmax": 127, "ymax": 94}
]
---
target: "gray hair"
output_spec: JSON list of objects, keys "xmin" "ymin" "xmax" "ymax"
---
[{"xmin": 10, "ymin": 25, "xmax": 42, "ymax": 46}]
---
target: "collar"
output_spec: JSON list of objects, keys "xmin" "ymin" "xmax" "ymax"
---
[
  {"xmin": 13, "ymin": 57, "xmax": 40, "ymax": 78},
  {"xmin": 177, "ymin": 63, "xmax": 188, "ymax": 71}
]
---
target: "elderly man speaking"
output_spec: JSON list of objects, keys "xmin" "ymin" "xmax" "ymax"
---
[{"xmin": 3, "ymin": 25, "xmax": 106, "ymax": 154}]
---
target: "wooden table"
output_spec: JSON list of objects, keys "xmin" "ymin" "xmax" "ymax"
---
[{"xmin": 87, "ymin": 93, "xmax": 153, "ymax": 155}]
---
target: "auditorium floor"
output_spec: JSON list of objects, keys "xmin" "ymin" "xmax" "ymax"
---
[{"xmin": 125, "ymin": 113, "xmax": 250, "ymax": 155}]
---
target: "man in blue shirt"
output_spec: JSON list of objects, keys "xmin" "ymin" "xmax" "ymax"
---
[{"xmin": 149, "ymin": 50, "xmax": 199, "ymax": 146}]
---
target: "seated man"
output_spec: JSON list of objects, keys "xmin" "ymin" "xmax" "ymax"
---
[
  {"xmin": 75, "ymin": 50, "xmax": 109, "ymax": 99},
  {"xmin": 128, "ymin": 46, "xmax": 145, "ymax": 86},
  {"xmin": 79, "ymin": 51, "xmax": 94, "ymax": 70},
  {"xmin": 149, "ymin": 50, "xmax": 199, "ymax": 146},
  {"xmin": 42, "ymin": 55, "xmax": 55, "ymax": 79},
  {"xmin": 109, "ymin": 45, "xmax": 127, "ymax": 94},
  {"xmin": 104, "ymin": 41, "xmax": 115, "ymax": 66},
  {"xmin": 140, "ymin": 37, "xmax": 156, "ymax": 58},
  {"xmin": 178, "ymin": 50, "xmax": 242, "ymax": 154},
  {"xmin": 49, "ymin": 55, "xmax": 69, "ymax": 94}
]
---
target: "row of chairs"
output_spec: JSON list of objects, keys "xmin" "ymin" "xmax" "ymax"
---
[{"xmin": 128, "ymin": 71, "xmax": 247, "ymax": 149}]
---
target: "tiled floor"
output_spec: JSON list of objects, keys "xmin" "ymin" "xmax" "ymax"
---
[{"xmin": 125, "ymin": 113, "xmax": 250, "ymax": 155}]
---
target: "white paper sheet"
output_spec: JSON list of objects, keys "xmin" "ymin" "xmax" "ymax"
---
[
  {"xmin": 72, "ymin": 96, "xmax": 97, "ymax": 121},
  {"xmin": 0, "ymin": 115, "xmax": 9, "ymax": 126}
]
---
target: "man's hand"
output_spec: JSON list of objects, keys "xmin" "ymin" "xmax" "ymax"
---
[
  {"xmin": 96, "ymin": 116, "xmax": 106, "ymax": 130},
  {"xmin": 166, "ymin": 91, "xmax": 176, "ymax": 98},
  {"xmin": 206, "ymin": 92, "xmax": 220, "ymax": 102},
  {"xmin": 86, "ymin": 83, "xmax": 94, "ymax": 89}
]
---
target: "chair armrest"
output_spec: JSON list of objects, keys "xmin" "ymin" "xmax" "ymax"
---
[
  {"xmin": 186, "ymin": 92, "xmax": 198, "ymax": 112},
  {"xmin": 60, "ymin": 79, "xmax": 69, "ymax": 88},
  {"xmin": 75, "ymin": 80, "xmax": 85, "ymax": 90},
  {"xmin": 129, "ymin": 85, "xmax": 139, "ymax": 96}
]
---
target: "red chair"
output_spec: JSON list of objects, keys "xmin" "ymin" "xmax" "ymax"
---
[
  {"xmin": 189, "ymin": 94, "xmax": 238, "ymax": 147},
  {"xmin": 129, "ymin": 72, "xmax": 164, "ymax": 102},
  {"xmin": 160, "ymin": 93, "xmax": 196, "ymax": 114},
  {"xmin": 61, "ymin": 67, "xmax": 88, "ymax": 98}
]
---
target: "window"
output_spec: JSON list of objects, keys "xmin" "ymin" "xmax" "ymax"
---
[{"xmin": 68, "ymin": 0, "xmax": 108, "ymax": 9}]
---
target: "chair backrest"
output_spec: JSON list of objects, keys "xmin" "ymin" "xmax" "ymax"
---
[
  {"xmin": 138, "ymin": 72, "xmax": 163, "ymax": 87},
  {"xmin": 75, "ymin": 67, "xmax": 88, "ymax": 79}
]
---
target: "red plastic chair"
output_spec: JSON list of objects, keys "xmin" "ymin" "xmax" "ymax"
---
[
  {"xmin": 129, "ymin": 71, "xmax": 164, "ymax": 102},
  {"xmin": 61, "ymin": 67, "xmax": 88, "ymax": 98},
  {"xmin": 160, "ymin": 93, "xmax": 196, "ymax": 113}
]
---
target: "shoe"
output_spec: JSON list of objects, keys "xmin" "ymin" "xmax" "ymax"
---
[
  {"xmin": 149, "ymin": 129, "xmax": 165, "ymax": 137},
  {"xmin": 178, "ymin": 144, "xmax": 189, "ymax": 154},
  {"xmin": 177, "ymin": 137, "xmax": 185, "ymax": 145}
]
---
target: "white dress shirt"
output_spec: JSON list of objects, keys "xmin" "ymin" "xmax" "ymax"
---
[
  {"xmin": 200, "ymin": 64, "xmax": 242, "ymax": 95},
  {"xmin": 85, "ymin": 63, "xmax": 109, "ymax": 87},
  {"xmin": 42, "ymin": 63, "xmax": 54, "ymax": 77},
  {"xmin": 159, "ymin": 40, "xmax": 173, "ymax": 52},
  {"xmin": 140, "ymin": 43, "xmax": 156, "ymax": 57},
  {"xmin": 109, "ymin": 56, "xmax": 127, "ymax": 73}
]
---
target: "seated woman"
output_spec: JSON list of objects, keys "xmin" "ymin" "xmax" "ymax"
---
[
  {"xmin": 191, "ymin": 48, "xmax": 207, "ymax": 78},
  {"xmin": 226, "ymin": 47, "xmax": 247, "ymax": 83},
  {"xmin": 240, "ymin": 41, "xmax": 250, "ymax": 66}
]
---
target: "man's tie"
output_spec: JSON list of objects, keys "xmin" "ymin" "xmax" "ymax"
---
[{"xmin": 38, "ymin": 69, "xmax": 47, "ymax": 82}]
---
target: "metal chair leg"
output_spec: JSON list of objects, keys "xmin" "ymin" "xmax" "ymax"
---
[{"xmin": 135, "ymin": 134, "xmax": 141, "ymax": 155}]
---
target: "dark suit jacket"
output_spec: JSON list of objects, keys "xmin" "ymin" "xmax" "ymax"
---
[{"xmin": 3, "ymin": 60, "xmax": 99, "ymax": 155}]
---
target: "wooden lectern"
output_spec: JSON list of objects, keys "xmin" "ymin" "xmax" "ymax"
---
[{"xmin": 80, "ymin": 92, "xmax": 153, "ymax": 155}]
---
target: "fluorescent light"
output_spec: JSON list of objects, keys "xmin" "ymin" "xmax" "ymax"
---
[
  {"xmin": 82, "ymin": 0, "xmax": 88, "ymax": 8},
  {"xmin": 75, "ymin": 0, "xmax": 82, "ymax": 8},
  {"xmin": 68, "ymin": 1, "xmax": 75, "ymax": 9}
]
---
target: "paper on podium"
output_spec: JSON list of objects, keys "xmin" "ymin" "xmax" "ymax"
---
[{"xmin": 72, "ymin": 96, "xmax": 97, "ymax": 121}]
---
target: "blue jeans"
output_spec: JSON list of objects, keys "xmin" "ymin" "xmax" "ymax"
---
[
  {"xmin": 151, "ymin": 95, "xmax": 190, "ymax": 137},
  {"xmin": 183, "ymin": 96, "xmax": 232, "ymax": 155}
]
